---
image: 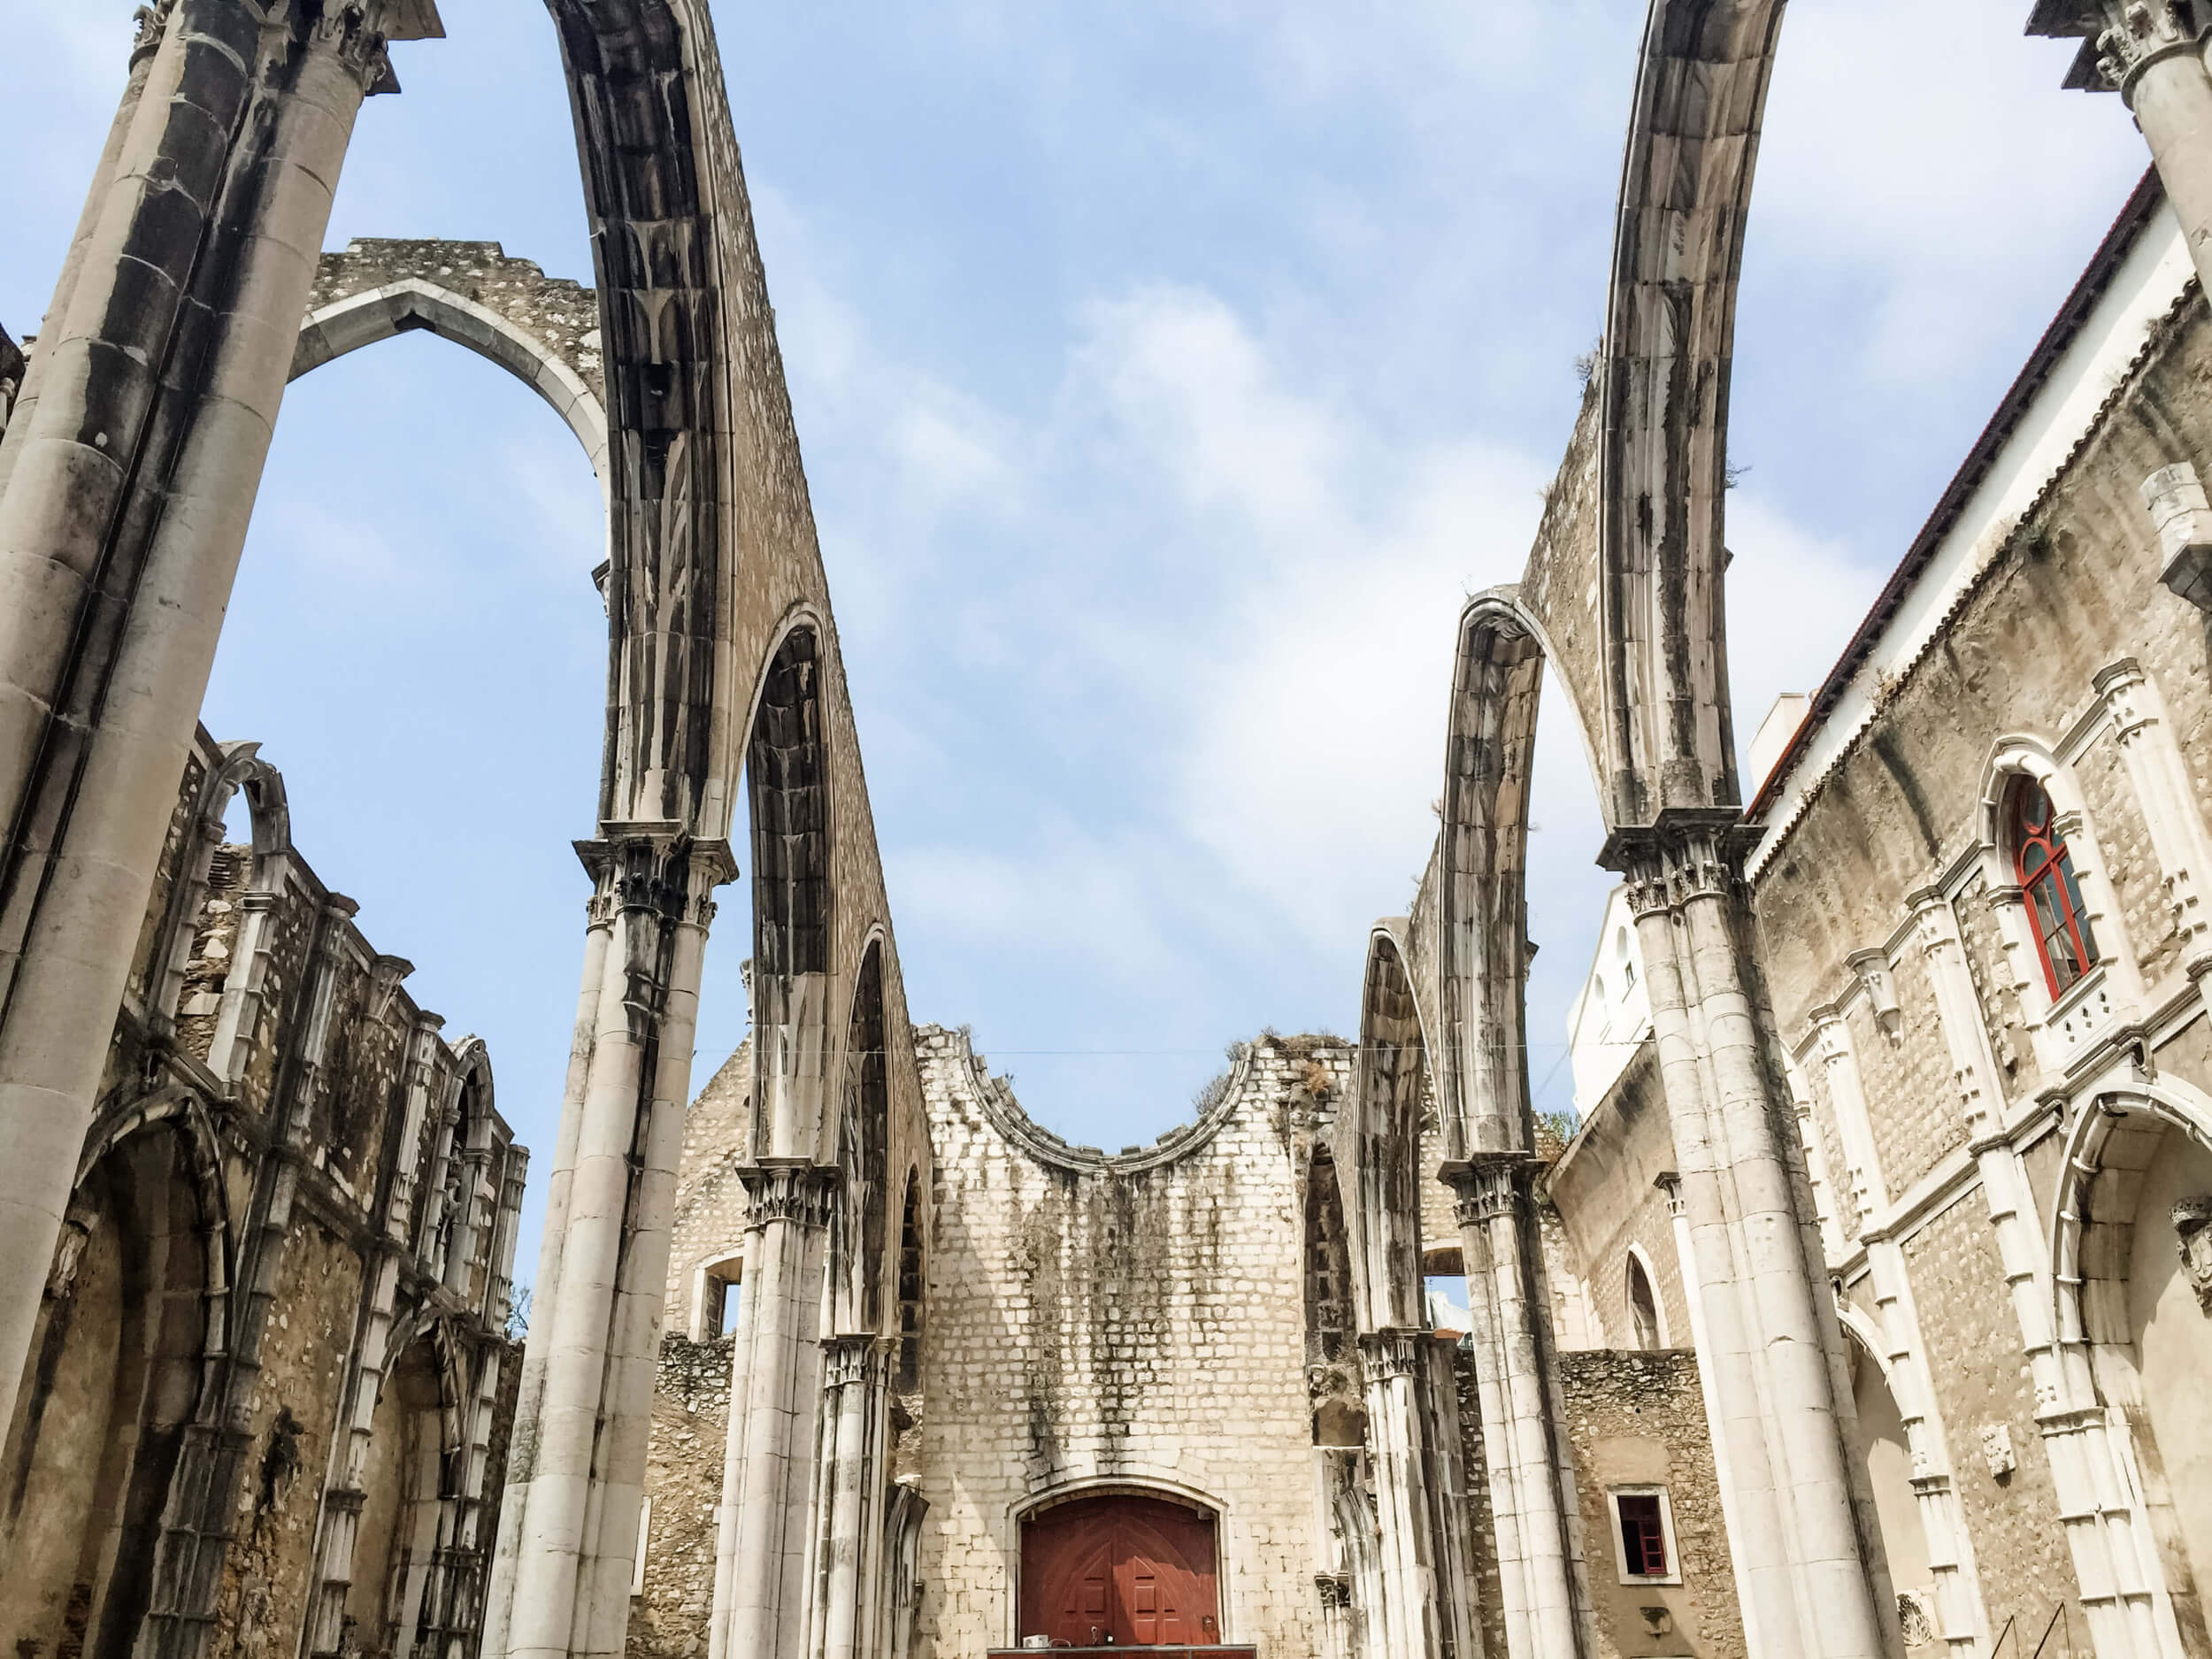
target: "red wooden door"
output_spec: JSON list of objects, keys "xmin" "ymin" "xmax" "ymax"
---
[{"xmin": 1019, "ymin": 1496, "xmax": 1219, "ymax": 1647}]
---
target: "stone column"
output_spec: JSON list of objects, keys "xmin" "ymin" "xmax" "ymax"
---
[
  {"xmin": 1655, "ymin": 1172, "xmax": 1763, "ymax": 1659},
  {"xmin": 1906, "ymin": 889, "xmax": 2182, "ymax": 1659},
  {"xmin": 2078, "ymin": 6, "xmax": 2212, "ymax": 293},
  {"xmin": 0, "ymin": 0, "xmax": 434, "ymax": 1448},
  {"xmin": 2095, "ymin": 659, "xmax": 2212, "ymax": 972},
  {"xmin": 810, "ymin": 1335, "xmax": 887, "ymax": 1659},
  {"xmin": 484, "ymin": 831, "xmax": 731, "ymax": 1659},
  {"xmin": 1449, "ymin": 1156, "xmax": 1589, "ymax": 1659},
  {"xmin": 711, "ymin": 1162, "xmax": 839, "ymax": 1659},
  {"xmin": 1857, "ymin": 1233, "xmax": 1987, "ymax": 1656},
  {"xmin": 1807, "ymin": 1007, "xmax": 1887, "ymax": 1240},
  {"xmin": 1360, "ymin": 1330, "xmax": 1441, "ymax": 1659},
  {"xmin": 1615, "ymin": 815, "xmax": 1889, "ymax": 1659},
  {"xmin": 0, "ymin": 4, "xmax": 162, "ymax": 504}
]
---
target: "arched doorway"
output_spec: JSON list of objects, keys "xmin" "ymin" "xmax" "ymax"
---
[
  {"xmin": 0, "ymin": 1121, "xmax": 214, "ymax": 1659},
  {"xmin": 1842, "ymin": 1332, "xmax": 1934, "ymax": 1634},
  {"xmin": 1018, "ymin": 1494, "xmax": 1222, "ymax": 1648}
]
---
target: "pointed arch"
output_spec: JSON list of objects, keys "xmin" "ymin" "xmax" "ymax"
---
[
  {"xmin": 2, "ymin": 1102, "xmax": 227, "ymax": 1659},
  {"xmin": 1594, "ymin": 0, "xmax": 1786, "ymax": 825},
  {"xmin": 830, "ymin": 934, "xmax": 889, "ymax": 1333},
  {"xmin": 748, "ymin": 617, "xmax": 834, "ymax": 1161},
  {"xmin": 1345, "ymin": 926, "xmax": 1434, "ymax": 1333},
  {"xmin": 147, "ymin": 741, "xmax": 293, "ymax": 1032},
  {"xmin": 1440, "ymin": 590, "xmax": 1555, "ymax": 1163},
  {"xmin": 293, "ymin": 265, "xmax": 610, "ymax": 484}
]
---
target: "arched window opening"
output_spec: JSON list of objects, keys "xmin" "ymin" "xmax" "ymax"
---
[
  {"xmin": 2011, "ymin": 779, "xmax": 2099, "ymax": 998},
  {"xmin": 0, "ymin": 1125, "xmax": 212, "ymax": 1659},
  {"xmin": 1843, "ymin": 1333, "xmax": 1934, "ymax": 1630},
  {"xmin": 1303, "ymin": 1151, "xmax": 1354, "ymax": 1366},
  {"xmin": 1617, "ymin": 925, "xmax": 1635, "ymax": 990},
  {"xmin": 895, "ymin": 1172, "xmax": 925, "ymax": 1394},
  {"xmin": 831, "ymin": 942, "xmax": 887, "ymax": 1333},
  {"xmin": 1626, "ymin": 1253, "xmax": 1662, "ymax": 1351},
  {"xmin": 1423, "ymin": 1244, "xmax": 1470, "ymax": 1343},
  {"xmin": 347, "ymin": 1336, "xmax": 449, "ymax": 1659}
]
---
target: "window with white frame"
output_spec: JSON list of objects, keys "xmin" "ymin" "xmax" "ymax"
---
[{"xmin": 1607, "ymin": 1486, "xmax": 1682, "ymax": 1586}]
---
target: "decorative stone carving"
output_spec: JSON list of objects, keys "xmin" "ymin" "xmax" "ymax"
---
[
  {"xmin": 1847, "ymin": 949, "xmax": 1903, "ymax": 1039},
  {"xmin": 1315, "ymin": 1575, "xmax": 1354, "ymax": 1609},
  {"xmin": 1978, "ymin": 1422, "xmax": 2016, "ymax": 1479},
  {"xmin": 1357, "ymin": 1329, "xmax": 1424, "ymax": 1384},
  {"xmin": 2174, "ymin": 1194, "xmax": 2212, "ymax": 1313},
  {"xmin": 129, "ymin": 1, "xmax": 173, "ymax": 66},
  {"xmin": 737, "ymin": 1162, "xmax": 840, "ymax": 1230},
  {"xmin": 2141, "ymin": 462, "xmax": 2212, "ymax": 611},
  {"xmin": 0, "ymin": 325, "xmax": 23, "ymax": 442}
]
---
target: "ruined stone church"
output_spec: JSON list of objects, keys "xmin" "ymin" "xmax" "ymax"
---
[{"xmin": 5, "ymin": 7, "xmax": 2212, "ymax": 1659}]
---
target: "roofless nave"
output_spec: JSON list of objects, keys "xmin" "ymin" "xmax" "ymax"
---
[{"xmin": 5, "ymin": 6, "xmax": 2212, "ymax": 1659}]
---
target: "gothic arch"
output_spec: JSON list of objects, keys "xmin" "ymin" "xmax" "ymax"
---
[
  {"xmin": 292, "ymin": 267, "xmax": 610, "ymax": 482},
  {"xmin": 1591, "ymin": 0, "xmax": 1786, "ymax": 826},
  {"xmin": 830, "ymin": 934, "xmax": 889, "ymax": 1333},
  {"xmin": 1344, "ymin": 926, "xmax": 1435, "ymax": 1334},
  {"xmin": 748, "ymin": 616, "xmax": 836, "ymax": 1160},
  {"xmin": 146, "ymin": 741, "xmax": 293, "ymax": 1031},
  {"xmin": 1, "ymin": 1105, "xmax": 227, "ymax": 1659},
  {"xmin": 1438, "ymin": 588, "xmax": 1579, "ymax": 1162}
]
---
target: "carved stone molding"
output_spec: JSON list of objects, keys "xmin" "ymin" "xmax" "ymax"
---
[
  {"xmin": 1315, "ymin": 1574, "xmax": 1354, "ymax": 1610},
  {"xmin": 738, "ymin": 1161, "xmax": 840, "ymax": 1230},
  {"xmin": 1607, "ymin": 810, "xmax": 1756, "ymax": 917},
  {"xmin": 129, "ymin": 0, "xmax": 174, "ymax": 66},
  {"xmin": 2092, "ymin": 3, "xmax": 2210, "ymax": 97},
  {"xmin": 822, "ymin": 1333, "xmax": 880, "ymax": 1391},
  {"xmin": 1357, "ymin": 1329, "xmax": 1425, "ymax": 1384},
  {"xmin": 1444, "ymin": 1154, "xmax": 1528, "ymax": 1227}
]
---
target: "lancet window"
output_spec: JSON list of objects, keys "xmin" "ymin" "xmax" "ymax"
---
[{"xmin": 2011, "ymin": 779, "xmax": 2099, "ymax": 997}]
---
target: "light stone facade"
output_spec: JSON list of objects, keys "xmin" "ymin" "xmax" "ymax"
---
[{"xmin": 13, "ymin": 7, "xmax": 2212, "ymax": 1659}]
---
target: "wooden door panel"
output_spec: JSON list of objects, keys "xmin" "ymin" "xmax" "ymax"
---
[{"xmin": 1021, "ymin": 1495, "xmax": 1219, "ymax": 1647}]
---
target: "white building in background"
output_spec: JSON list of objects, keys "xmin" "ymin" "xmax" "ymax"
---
[{"xmin": 1563, "ymin": 885, "xmax": 1651, "ymax": 1118}]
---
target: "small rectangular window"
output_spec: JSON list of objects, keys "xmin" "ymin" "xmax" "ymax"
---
[{"xmin": 1607, "ymin": 1486, "xmax": 1681, "ymax": 1585}]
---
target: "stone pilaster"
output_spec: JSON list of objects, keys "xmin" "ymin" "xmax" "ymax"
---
[
  {"xmin": 712, "ymin": 1160, "xmax": 841, "ymax": 1659},
  {"xmin": 486, "ymin": 828, "xmax": 733, "ymax": 1659},
  {"xmin": 2032, "ymin": 2, "xmax": 2212, "ymax": 293},
  {"xmin": 1608, "ymin": 812, "xmax": 1891, "ymax": 1659},
  {"xmin": 1447, "ymin": 1155, "xmax": 1592, "ymax": 1659}
]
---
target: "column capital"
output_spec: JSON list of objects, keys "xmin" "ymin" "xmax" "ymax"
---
[
  {"xmin": 2030, "ymin": 2, "xmax": 2209, "ymax": 98},
  {"xmin": 1356, "ymin": 1328, "xmax": 1428, "ymax": 1383},
  {"xmin": 1601, "ymin": 809, "xmax": 1759, "ymax": 914},
  {"xmin": 1440, "ymin": 1153, "xmax": 1529, "ymax": 1226},
  {"xmin": 737, "ymin": 1159, "xmax": 841, "ymax": 1229}
]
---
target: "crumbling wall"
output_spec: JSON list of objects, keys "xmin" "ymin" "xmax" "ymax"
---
[
  {"xmin": 1546, "ymin": 1044, "xmax": 1691, "ymax": 1351},
  {"xmin": 912, "ymin": 1026, "xmax": 1354, "ymax": 1659},
  {"xmin": 630, "ymin": 1335, "xmax": 735, "ymax": 1659}
]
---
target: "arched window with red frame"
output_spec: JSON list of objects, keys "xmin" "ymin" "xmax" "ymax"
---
[{"xmin": 2011, "ymin": 779, "xmax": 2099, "ymax": 998}]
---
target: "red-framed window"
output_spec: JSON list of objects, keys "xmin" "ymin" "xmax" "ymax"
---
[
  {"xmin": 1617, "ymin": 1493, "xmax": 1668, "ymax": 1578},
  {"xmin": 2012, "ymin": 780, "xmax": 2099, "ymax": 999}
]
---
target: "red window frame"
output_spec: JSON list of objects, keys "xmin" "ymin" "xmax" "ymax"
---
[
  {"xmin": 1616, "ymin": 1492, "xmax": 1668, "ymax": 1578},
  {"xmin": 2011, "ymin": 780, "xmax": 2099, "ymax": 999}
]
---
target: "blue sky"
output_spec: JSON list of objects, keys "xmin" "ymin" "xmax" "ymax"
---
[{"xmin": 1, "ymin": 3, "xmax": 2148, "ymax": 1266}]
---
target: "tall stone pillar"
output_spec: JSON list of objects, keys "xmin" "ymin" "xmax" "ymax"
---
[
  {"xmin": 710, "ymin": 1162, "xmax": 839, "ymax": 1659},
  {"xmin": 1448, "ymin": 1156, "xmax": 1589, "ymax": 1659},
  {"xmin": 2032, "ymin": 4, "xmax": 2212, "ymax": 291},
  {"xmin": 1361, "ymin": 1330, "xmax": 1446, "ymax": 1659},
  {"xmin": 809, "ymin": 1335, "xmax": 888, "ymax": 1659},
  {"xmin": 0, "ymin": 0, "xmax": 438, "ymax": 1453},
  {"xmin": 1614, "ymin": 815, "xmax": 1892, "ymax": 1659},
  {"xmin": 482, "ymin": 831, "xmax": 732, "ymax": 1659}
]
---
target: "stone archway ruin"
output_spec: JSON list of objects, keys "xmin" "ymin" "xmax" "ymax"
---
[{"xmin": 0, "ymin": 8, "xmax": 925, "ymax": 1659}]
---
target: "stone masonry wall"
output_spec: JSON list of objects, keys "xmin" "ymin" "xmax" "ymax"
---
[
  {"xmin": 1557, "ymin": 1350, "xmax": 1742, "ymax": 1659},
  {"xmin": 631, "ymin": 1335, "xmax": 736, "ymax": 1659},
  {"xmin": 912, "ymin": 1026, "xmax": 1355, "ymax": 1659}
]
